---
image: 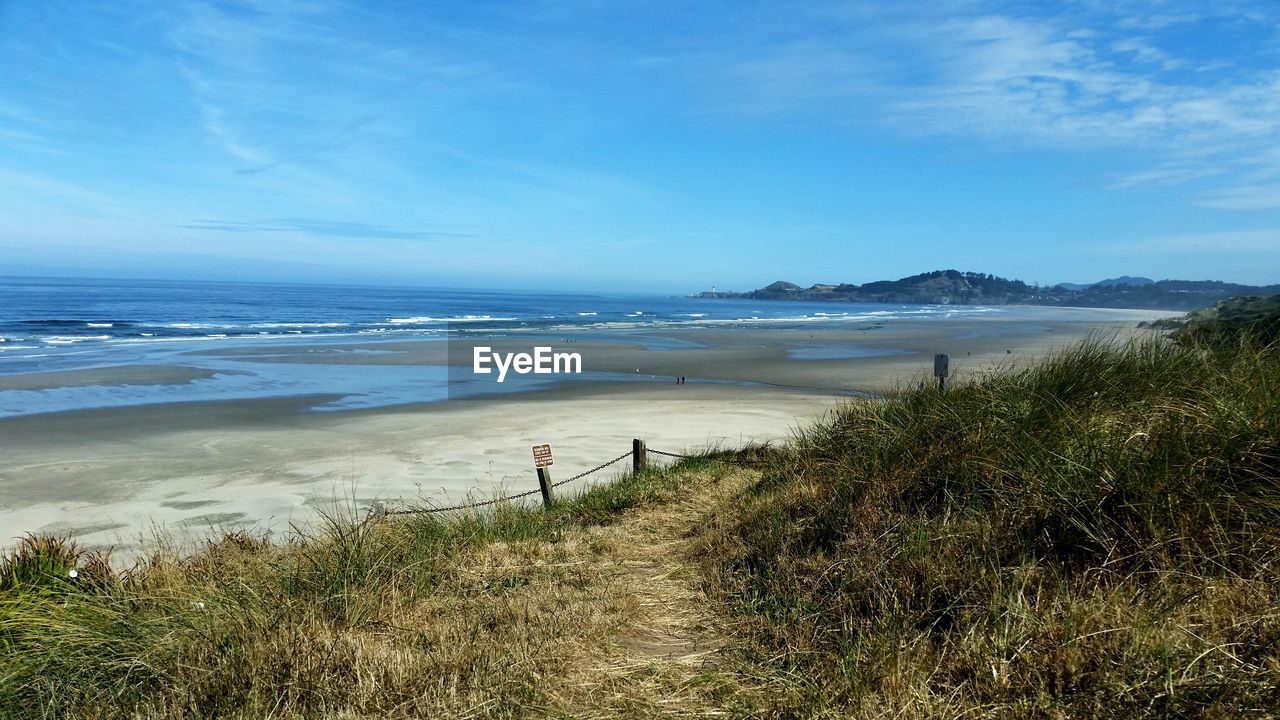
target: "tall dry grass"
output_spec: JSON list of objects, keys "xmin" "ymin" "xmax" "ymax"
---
[
  {"xmin": 697, "ymin": 335, "xmax": 1280, "ymax": 717},
  {"xmin": 0, "ymin": 455, "xmax": 724, "ymax": 718}
]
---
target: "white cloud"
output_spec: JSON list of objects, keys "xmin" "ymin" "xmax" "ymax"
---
[
  {"xmin": 1118, "ymin": 13, "xmax": 1203, "ymax": 32},
  {"xmin": 1111, "ymin": 37, "xmax": 1184, "ymax": 70},
  {"xmin": 696, "ymin": 1, "xmax": 1280, "ymax": 209}
]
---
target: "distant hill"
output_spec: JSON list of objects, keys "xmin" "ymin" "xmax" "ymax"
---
[
  {"xmin": 696, "ymin": 270, "xmax": 1280, "ymax": 310},
  {"xmin": 1094, "ymin": 275, "xmax": 1155, "ymax": 287},
  {"xmin": 1055, "ymin": 276, "xmax": 1154, "ymax": 291},
  {"xmin": 760, "ymin": 280, "xmax": 802, "ymax": 293}
]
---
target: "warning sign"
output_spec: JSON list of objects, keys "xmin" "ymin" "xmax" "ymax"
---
[
  {"xmin": 934, "ymin": 353, "xmax": 950, "ymax": 378},
  {"xmin": 532, "ymin": 443, "xmax": 554, "ymax": 468}
]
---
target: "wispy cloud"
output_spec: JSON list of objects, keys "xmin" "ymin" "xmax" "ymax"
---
[
  {"xmin": 1109, "ymin": 166, "xmax": 1225, "ymax": 189},
  {"xmin": 167, "ymin": 3, "xmax": 414, "ymax": 176},
  {"xmin": 1110, "ymin": 38, "xmax": 1184, "ymax": 71},
  {"xmin": 196, "ymin": 102, "xmax": 269, "ymax": 165},
  {"xmin": 1117, "ymin": 13, "xmax": 1205, "ymax": 32},
  {"xmin": 0, "ymin": 167, "xmax": 134, "ymax": 218},
  {"xmin": 691, "ymin": 1, "xmax": 1280, "ymax": 209},
  {"xmin": 180, "ymin": 218, "xmax": 476, "ymax": 241},
  {"xmin": 0, "ymin": 98, "xmax": 62, "ymax": 155}
]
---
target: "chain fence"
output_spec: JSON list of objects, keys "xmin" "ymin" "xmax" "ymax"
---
[
  {"xmin": 550, "ymin": 450, "xmax": 637, "ymax": 488},
  {"xmin": 379, "ymin": 445, "xmax": 697, "ymax": 517}
]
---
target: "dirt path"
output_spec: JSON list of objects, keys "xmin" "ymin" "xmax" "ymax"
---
[
  {"xmin": 452, "ymin": 464, "xmax": 759, "ymax": 718},
  {"xmin": 570, "ymin": 468, "xmax": 755, "ymax": 716},
  {"xmin": 578, "ymin": 471, "xmax": 747, "ymax": 702}
]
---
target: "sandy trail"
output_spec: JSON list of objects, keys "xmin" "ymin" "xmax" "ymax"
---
[{"xmin": 457, "ymin": 462, "xmax": 761, "ymax": 717}]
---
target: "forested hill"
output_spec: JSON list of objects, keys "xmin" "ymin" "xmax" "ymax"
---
[{"xmin": 694, "ymin": 270, "xmax": 1280, "ymax": 310}]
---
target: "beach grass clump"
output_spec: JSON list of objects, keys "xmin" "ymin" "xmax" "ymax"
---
[
  {"xmin": 1, "ymin": 535, "xmax": 89, "ymax": 592},
  {"xmin": 697, "ymin": 335, "xmax": 1280, "ymax": 716}
]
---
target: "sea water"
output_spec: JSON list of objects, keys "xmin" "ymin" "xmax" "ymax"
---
[{"xmin": 0, "ymin": 276, "xmax": 1112, "ymax": 417}]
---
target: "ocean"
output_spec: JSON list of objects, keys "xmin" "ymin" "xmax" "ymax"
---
[
  {"xmin": 0, "ymin": 275, "xmax": 1012, "ymax": 367},
  {"xmin": 0, "ymin": 276, "xmax": 1098, "ymax": 417}
]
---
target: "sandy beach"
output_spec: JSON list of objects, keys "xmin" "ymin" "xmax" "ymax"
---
[{"xmin": 0, "ymin": 308, "xmax": 1173, "ymax": 560}]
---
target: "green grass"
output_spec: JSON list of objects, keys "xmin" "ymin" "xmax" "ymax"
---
[{"xmin": 697, "ymin": 335, "xmax": 1280, "ymax": 717}]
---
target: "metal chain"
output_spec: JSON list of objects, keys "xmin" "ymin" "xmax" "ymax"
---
[
  {"xmin": 381, "ymin": 449, "xmax": 637, "ymax": 516},
  {"xmin": 375, "ymin": 446, "xmax": 727, "ymax": 517},
  {"xmin": 381, "ymin": 488, "xmax": 541, "ymax": 516},
  {"xmin": 551, "ymin": 450, "xmax": 634, "ymax": 487}
]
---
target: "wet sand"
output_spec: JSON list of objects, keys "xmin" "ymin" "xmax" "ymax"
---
[
  {"xmin": 0, "ymin": 309, "xmax": 1173, "ymax": 561},
  {"xmin": 0, "ymin": 364, "xmax": 224, "ymax": 391}
]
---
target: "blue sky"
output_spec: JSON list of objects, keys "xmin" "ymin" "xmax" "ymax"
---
[{"xmin": 1, "ymin": 1, "xmax": 1278, "ymax": 292}]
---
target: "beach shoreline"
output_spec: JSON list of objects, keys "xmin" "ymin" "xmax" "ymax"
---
[{"xmin": 0, "ymin": 310, "xmax": 1176, "ymax": 560}]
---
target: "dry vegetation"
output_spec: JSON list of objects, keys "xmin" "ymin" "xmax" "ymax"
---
[
  {"xmin": 697, "ymin": 336, "xmax": 1280, "ymax": 717},
  {"xmin": 2, "ymin": 335, "xmax": 1278, "ymax": 718},
  {"xmin": 1, "ymin": 456, "xmax": 763, "ymax": 718}
]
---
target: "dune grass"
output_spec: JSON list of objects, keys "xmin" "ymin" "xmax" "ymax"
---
[
  {"xmin": 2, "ymin": 334, "xmax": 1277, "ymax": 718},
  {"xmin": 0, "ymin": 453, "xmax": 735, "ymax": 718},
  {"xmin": 695, "ymin": 335, "xmax": 1280, "ymax": 717}
]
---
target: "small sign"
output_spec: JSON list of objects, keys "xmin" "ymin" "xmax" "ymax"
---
[
  {"xmin": 933, "ymin": 353, "xmax": 949, "ymax": 378},
  {"xmin": 532, "ymin": 443, "xmax": 554, "ymax": 468}
]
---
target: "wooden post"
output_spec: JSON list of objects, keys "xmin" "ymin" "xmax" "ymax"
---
[
  {"xmin": 536, "ymin": 467, "xmax": 554, "ymax": 509},
  {"xmin": 633, "ymin": 438, "xmax": 647, "ymax": 473}
]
